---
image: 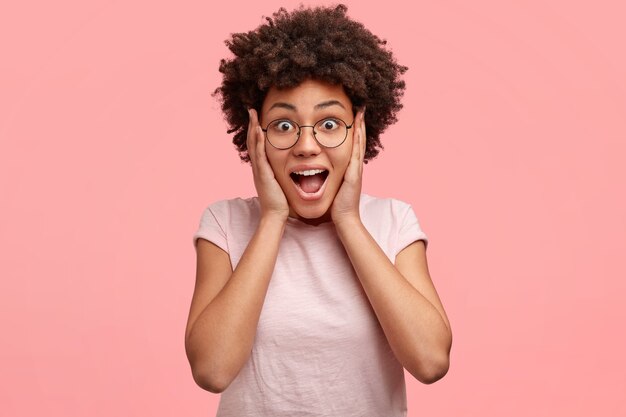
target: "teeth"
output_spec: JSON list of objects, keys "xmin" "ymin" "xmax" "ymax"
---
[{"xmin": 293, "ymin": 169, "xmax": 326, "ymax": 176}]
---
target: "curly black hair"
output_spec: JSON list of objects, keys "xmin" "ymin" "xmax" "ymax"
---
[{"xmin": 213, "ymin": 4, "xmax": 407, "ymax": 163}]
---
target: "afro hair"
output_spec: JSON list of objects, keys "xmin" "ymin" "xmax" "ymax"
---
[{"xmin": 213, "ymin": 4, "xmax": 408, "ymax": 163}]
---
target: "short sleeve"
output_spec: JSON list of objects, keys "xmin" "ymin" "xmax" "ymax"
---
[
  {"xmin": 192, "ymin": 205, "xmax": 228, "ymax": 253},
  {"xmin": 395, "ymin": 202, "xmax": 429, "ymax": 255}
]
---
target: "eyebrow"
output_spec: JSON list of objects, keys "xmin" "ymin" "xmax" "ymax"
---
[
  {"xmin": 268, "ymin": 102, "xmax": 297, "ymax": 111},
  {"xmin": 267, "ymin": 100, "xmax": 346, "ymax": 112},
  {"xmin": 314, "ymin": 100, "xmax": 346, "ymax": 110}
]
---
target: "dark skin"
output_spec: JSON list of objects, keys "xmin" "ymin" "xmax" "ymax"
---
[{"xmin": 186, "ymin": 80, "xmax": 451, "ymax": 393}]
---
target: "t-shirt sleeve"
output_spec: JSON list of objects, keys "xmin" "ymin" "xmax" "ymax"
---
[
  {"xmin": 192, "ymin": 205, "xmax": 228, "ymax": 253},
  {"xmin": 395, "ymin": 201, "xmax": 429, "ymax": 256}
]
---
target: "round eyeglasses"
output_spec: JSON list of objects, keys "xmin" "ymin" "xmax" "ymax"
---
[{"xmin": 261, "ymin": 117, "xmax": 354, "ymax": 150}]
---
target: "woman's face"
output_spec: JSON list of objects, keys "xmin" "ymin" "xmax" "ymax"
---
[{"xmin": 259, "ymin": 79, "xmax": 355, "ymax": 224}]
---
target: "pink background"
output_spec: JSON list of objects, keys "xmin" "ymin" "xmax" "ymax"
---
[{"xmin": 1, "ymin": 1, "xmax": 625, "ymax": 415}]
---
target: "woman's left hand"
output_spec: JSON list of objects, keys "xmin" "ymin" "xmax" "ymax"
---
[{"xmin": 331, "ymin": 108, "xmax": 366, "ymax": 226}]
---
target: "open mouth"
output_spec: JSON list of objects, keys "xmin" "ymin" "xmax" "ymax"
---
[{"xmin": 290, "ymin": 169, "xmax": 329, "ymax": 195}]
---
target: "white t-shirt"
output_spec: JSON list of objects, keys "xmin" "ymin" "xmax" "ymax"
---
[{"xmin": 192, "ymin": 193, "xmax": 428, "ymax": 417}]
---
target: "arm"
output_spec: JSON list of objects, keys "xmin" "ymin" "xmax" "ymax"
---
[
  {"xmin": 185, "ymin": 216, "xmax": 286, "ymax": 393},
  {"xmin": 335, "ymin": 220, "xmax": 452, "ymax": 384},
  {"xmin": 331, "ymin": 110, "xmax": 451, "ymax": 384},
  {"xmin": 185, "ymin": 109, "xmax": 290, "ymax": 393}
]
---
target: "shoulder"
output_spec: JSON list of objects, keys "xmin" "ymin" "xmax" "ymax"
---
[
  {"xmin": 359, "ymin": 193, "xmax": 424, "ymax": 260},
  {"xmin": 202, "ymin": 196, "xmax": 259, "ymax": 220},
  {"xmin": 194, "ymin": 196, "xmax": 260, "ymax": 248},
  {"xmin": 360, "ymin": 193, "xmax": 413, "ymax": 219}
]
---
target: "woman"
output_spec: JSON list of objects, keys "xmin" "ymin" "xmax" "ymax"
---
[{"xmin": 185, "ymin": 5, "xmax": 452, "ymax": 416}]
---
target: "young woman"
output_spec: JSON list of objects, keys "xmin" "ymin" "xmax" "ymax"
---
[{"xmin": 185, "ymin": 5, "xmax": 452, "ymax": 416}]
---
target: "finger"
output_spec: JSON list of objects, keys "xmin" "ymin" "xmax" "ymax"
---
[
  {"xmin": 257, "ymin": 125, "xmax": 269, "ymax": 167},
  {"xmin": 360, "ymin": 109, "xmax": 367, "ymax": 163},
  {"xmin": 246, "ymin": 108, "xmax": 254, "ymax": 155},
  {"xmin": 250, "ymin": 107, "xmax": 259, "ymax": 127},
  {"xmin": 247, "ymin": 108, "xmax": 258, "ymax": 165},
  {"xmin": 351, "ymin": 117, "xmax": 361, "ymax": 163},
  {"xmin": 252, "ymin": 120, "xmax": 275, "ymax": 181},
  {"xmin": 353, "ymin": 109, "xmax": 364, "ymax": 163},
  {"xmin": 249, "ymin": 109, "xmax": 264, "ymax": 160},
  {"xmin": 343, "ymin": 114, "xmax": 361, "ymax": 181},
  {"xmin": 251, "ymin": 109, "xmax": 265, "ymax": 159}
]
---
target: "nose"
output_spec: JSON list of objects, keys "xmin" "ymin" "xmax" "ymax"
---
[{"xmin": 292, "ymin": 126, "xmax": 321, "ymax": 157}]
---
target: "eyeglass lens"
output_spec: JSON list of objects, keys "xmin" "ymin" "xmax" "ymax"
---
[{"xmin": 266, "ymin": 118, "xmax": 348, "ymax": 148}]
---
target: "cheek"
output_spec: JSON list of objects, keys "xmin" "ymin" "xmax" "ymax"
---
[
  {"xmin": 263, "ymin": 147, "xmax": 278, "ymax": 169},
  {"xmin": 333, "ymin": 143, "xmax": 354, "ymax": 177},
  {"xmin": 328, "ymin": 158, "xmax": 349, "ymax": 187},
  {"xmin": 264, "ymin": 149, "xmax": 286, "ymax": 182}
]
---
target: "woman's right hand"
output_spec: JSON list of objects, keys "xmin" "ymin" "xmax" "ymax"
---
[{"xmin": 247, "ymin": 108, "xmax": 290, "ymax": 223}]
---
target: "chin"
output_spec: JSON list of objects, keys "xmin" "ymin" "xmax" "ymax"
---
[
  {"xmin": 294, "ymin": 205, "xmax": 330, "ymax": 220},
  {"xmin": 287, "ymin": 193, "xmax": 335, "ymax": 222},
  {"xmin": 291, "ymin": 198, "xmax": 326, "ymax": 215}
]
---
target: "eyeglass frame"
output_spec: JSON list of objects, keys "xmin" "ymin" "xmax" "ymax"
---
[{"xmin": 260, "ymin": 117, "xmax": 355, "ymax": 150}]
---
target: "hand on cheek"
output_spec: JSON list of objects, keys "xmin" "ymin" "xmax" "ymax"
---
[
  {"xmin": 247, "ymin": 108, "xmax": 290, "ymax": 222},
  {"xmin": 331, "ymin": 108, "xmax": 366, "ymax": 225}
]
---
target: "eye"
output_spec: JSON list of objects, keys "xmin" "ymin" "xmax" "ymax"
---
[
  {"xmin": 317, "ymin": 118, "xmax": 341, "ymax": 132},
  {"xmin": 269, "ymin": 119, "xmax": 297, "ymax": 134}
]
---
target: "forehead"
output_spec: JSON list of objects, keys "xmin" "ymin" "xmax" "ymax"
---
[{"xmin": 262, "ymin": 79, "xmax": 352, "ymax": 113}]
